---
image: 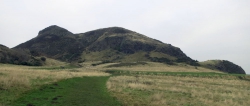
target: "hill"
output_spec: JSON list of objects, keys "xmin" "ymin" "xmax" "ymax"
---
[
  {"xmin": 0, "ymin": 44, "xmax": 44, "ymax": 66},
  {"xmin": 14, "ymin": 25, "xmax": 194, "ymax": 64},
  {"xmin": 199, "ymin": 60, "xmax": 246, "ymax": 74},
  {"xmin": 11, "ymin": 25, "xmax": 246, "ymax": 74}
]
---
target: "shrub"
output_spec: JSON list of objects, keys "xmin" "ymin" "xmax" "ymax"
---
[{"xmin": 40, "ymin": 57, "xmax": 46, "ymax": 61}]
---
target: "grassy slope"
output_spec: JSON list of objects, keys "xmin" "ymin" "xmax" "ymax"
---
[
  {"xmin": 11, "ymin": 77, "xmax": 121, "ymax": 106},
  {"xmin": 107, "ymin": 70, "xmax": 250, "ymax": 106},
  {"xmin": 103, "ymin": 62, "xmax": 249, "ymax": 106}
]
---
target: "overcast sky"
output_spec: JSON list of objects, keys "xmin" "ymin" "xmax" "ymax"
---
[{"xmin": 0, "ymin": 0, "xmax": 249, "ymax": 74}]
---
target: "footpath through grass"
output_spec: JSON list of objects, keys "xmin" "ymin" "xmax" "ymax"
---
[{"xmin": 11, "ymin": 76, "xmax": 121, "ymax": 106}]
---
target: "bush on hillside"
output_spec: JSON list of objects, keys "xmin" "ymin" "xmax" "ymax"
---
[{"xmin": 41, "ymin": 57, "xmax": 46, "ymax": 61}]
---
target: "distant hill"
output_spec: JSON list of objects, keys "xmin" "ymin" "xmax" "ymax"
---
[
  {"xmin": 10, "ymin": 25, "xmax": 246, "ymax": 74},
  {"xmin": 0, "ymin": 44, "xmax": 44, "ymax": 66},
  {"xmin": 199, "ymin": 60, "xmax": 245, "ymax": 74}
]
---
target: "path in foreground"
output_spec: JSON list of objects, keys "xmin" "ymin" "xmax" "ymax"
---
[{"xmin": 12, "ymin": 77, "xmax": 121, "ymax": 106}]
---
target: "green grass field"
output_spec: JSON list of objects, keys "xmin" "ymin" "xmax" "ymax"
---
[{"xmin": 11, "ymin": 77, "xmax": 121, "ymax": 106}]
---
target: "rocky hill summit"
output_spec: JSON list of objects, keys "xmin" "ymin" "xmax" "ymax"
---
[{"xmin": 37, "ymin": 25, "xmax": 74, "ymax": 37}]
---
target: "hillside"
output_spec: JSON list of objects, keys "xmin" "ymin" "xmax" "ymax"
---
[
  {"xmin": 199, "ymin": 60, "xmax": 246, "ymax": 74},
  {"xmin": 13, "ymin": 25, "xmax": 84, "ymax": 61},
  {"xmin": 0, "ymin": 44, "xmax": 44, "ymax": 66},
  {"xmin": 14, "ymin": 25, "xmax": 194, "ymax": 64}
]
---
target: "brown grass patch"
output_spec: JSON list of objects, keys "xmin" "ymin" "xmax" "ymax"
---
[
  {"xmin": 107, "ymin": 75, "xmax": 250, "ymax": 106},
  {"xmin": 0, "ymin": 64, "xmax": 109, "ymax": 91}
]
